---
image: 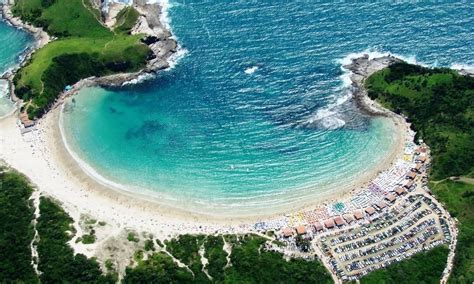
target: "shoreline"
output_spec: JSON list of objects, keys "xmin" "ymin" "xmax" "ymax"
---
[
  {"xmin": 57, "ymin": 54, "xmax": 408, "ymax": 220},
  {"xmin": 0, "ymin": 3, "xmax": 51, "ymax": 102},
  {"xmin": 0, "ymin": 0, "xmax": 420, "ymax": 235},
  {"xmin": 1, "ymin": 54, "xmax": 410, "ymax": 232}
]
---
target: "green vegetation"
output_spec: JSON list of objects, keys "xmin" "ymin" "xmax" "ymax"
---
[
  {"xmin": 125, "ymin": 234, "xmax": 332, "ymax": 283},
  {"xmin": 114, "ymin": 6, "xmax": 140, "ymax": 34},
  {"xmin": 127, "ymin": 232, "xmax": 139, "ymax": 242},
  {"xmin": 123, "ymin": 251, "xmax": 194, "ymax": 283},
  {"xmin": 0, "ymin": 167, "xmax": 38, "ymax": 282},
  {"xmin": 223, "ymin": 235, "xmax": 331, "ymax": 283},
  {"xmin": 12, "ymin": 0, "xmax": 150, "ymax": 118},
  {"xmin": 0, "ymin": 172, "xmax": 332, "ymax": 284},
  {"xmin": 165, "ymin": 234, "xmax": 209, "ymax": 282},
  {"xmin": 430, "ymin": 180, "xmax": 474, "ymax": 282},
  {"xmin": 366, "ymin": 62, "xmax": 474, "ymax": 283},
  {"xmin": 37, "ymin": 196, "xmax": 115, "ymax": 283},
  {"xmin": 203, "ymin": 235, "xmax": 228, "ymax": 282},
  {"xmin": 81, "ymin": 232, "xmax": 96, "ymax": 244},
  {"xmin": 365, "ymin": 62, "xmax": 474, "ymax": 179},
  {"xmin": 144, "ymin": 239, "xmax": 155, "ymax": 251},
  {"xmin": 360, "ymin": 246, "xmax": 449, "ymax": 284}
]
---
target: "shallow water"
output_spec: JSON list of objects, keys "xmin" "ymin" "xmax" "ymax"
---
[
  {"xmin": 0, "ymin": 18, "xmax": 32, "ymax": 117},
  {"xmin": 59, "ymin": 1, "xmax": 473, "ymax": 215}
]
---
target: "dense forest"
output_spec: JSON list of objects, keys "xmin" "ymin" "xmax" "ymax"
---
[
  {"xmin": 365, "ymin": 62, "xmax": 474, "ymax": 180},
  {"xmin": 37, "ymin": 197, "xmax": 116, "ymax": 283},
  {"xmin": 125, "ymin": 234, "xmax": 333, "ymax": 283},
  {"xmin": 0, "ymin": 167, "xmax": 38, "ymax": 282},
  {"xmin": 430, "ymin": 180, "xmax": 474, "ymax": 282},
  {"xmin": 359, "ymin": 246, "xmax": 449, "ymax": 284},
  {"xmin": 365, "ymin": 62, "xmax": 474, "ymax": 283}
]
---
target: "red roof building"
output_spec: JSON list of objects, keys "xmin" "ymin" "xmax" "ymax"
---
[
  {"xmin": 354, "ymin": 210, "xmax": 364, "ymax": 220},
  {"xmin": 365, "ymin": 207, "xmax": 376, "ymax": 216},
  {"xmin": 334, "ymin": 216, "xmax": 345, "ymax": 227},
  {"xmin": 313, "ymin": 222, "xmax": 323, "ymax": 231},
  {"xmin": 282, "ymin": 228, "xmax": 294, "ymax": 238},
  {"xmin": 296, "ymin": 225, "xmax": 306, "ymax": 235},
  {"xmin": 324, "ymin": 219, "xmax": 335, "ymax": 229},
  {"xmin": 343, "ymin": 214, "xmax": 354, "ymax": 223},
  {"xmin": 385, "ymin": 194, "xmax": 396, "ymax": 203}
]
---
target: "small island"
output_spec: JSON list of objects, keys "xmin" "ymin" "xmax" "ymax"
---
[{"xmin": 0, "ymin": 0, "xmax": 473, "ymax": 283}]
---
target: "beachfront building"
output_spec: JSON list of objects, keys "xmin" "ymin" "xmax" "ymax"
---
[
  {"xmin": 324, "ymin": 219, "xmax": 335, "ymax": 229},
  {"xmin": 296, "ymin": 225, "xmax": 307, "ymax": 235},
  {"xmin": 365, "ymin": 207, "xmax": 376, "ymax": 216}
]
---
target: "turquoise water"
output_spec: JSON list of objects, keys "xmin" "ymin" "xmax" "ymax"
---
[
  {"xmin": 0, "ymin": 18, "xmax": 32, "ymax": 117},
  {"xmin": 60, "ymin": 2, "xmax": 473, "ymax": 215}
]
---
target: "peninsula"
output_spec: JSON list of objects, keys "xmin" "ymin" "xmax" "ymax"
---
[
  {"xmin": 2, "ymin": 0, "xmax": 176, "ymax": 119},
  {"xmin": 0, "ymin": 0, "xmax": 473, "ymax": 283}
]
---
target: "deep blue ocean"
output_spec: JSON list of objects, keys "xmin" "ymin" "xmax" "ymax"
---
[{"xmin": 31, "ymin": 1, "xmax": 474, "ymax": 215}]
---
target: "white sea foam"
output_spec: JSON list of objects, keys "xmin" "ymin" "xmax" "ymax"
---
[
  {"xmin": 451, "ymin": 63, "xmax": 474, "ymax": 72},
  {"xmin": 107, "ymin": 0, "xmax": 188, "ymax": 70},
  {"xmin": 306, "ymin": 109, "xmax": 346, "ymax": 130},
  {"xmin": 166, "ymin": 44, "xmax": 188, "ymax": 70},
  {"xmin": 304, "ymin": 49, "xmax": 417, "ymax": 130},
  {"xmin": 337, "ymin": 49, "xmax": 418, "ymax": 67},
  {"xmin": 244, "ymin": 66, "xmax": 259, "ymax": 75},
  {"xmin": 0, "ymin": 80, "xmax": 17, "ymax": 120},
  {"xmin": 121, "ymin": 73, "xmax": 155, "ymax": 86},
  {"xmin": 151, "ymin": 0, "xmax": 189, "ymax": 70}
]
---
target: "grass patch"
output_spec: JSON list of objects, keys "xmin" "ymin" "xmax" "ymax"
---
[
  {"xmin": 144, "ymin": 239, "xmax": 155, "ymax": 251},
  {"xmin": 12, "ymin": 0, "xmax": 150, "ymax": 118},
  {"xmin": 224, "ymin": 235, "xmax": 332, "ymax": 283},
  {"xmin": 165, "ymin": 234, "xmax": 209, "ymax": 282},
  {"xmin": 204, "ymin": 235, "xmax": 228, "ymax": 282},
  {"xmin": 123, "ymin": 251, "xmax": 194, "ymax": 283},
  {"xmin": 126, "ymin": 234, "xmax": 332, "ymax": 283},
  {"xmin": 114, "ymin": 6, "xmax": 140, "ymax": 34}
]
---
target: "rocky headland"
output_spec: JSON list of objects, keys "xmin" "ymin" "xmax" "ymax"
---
[
  {"xmin": 343, "ymin": 54, "xmax": 402, "ymax": 116},
  {"xmin": 0, "ymin": 0, "xmax": 177, "ymax": 113},
  {"xmin": 94, "ymin": 0, "xmax": 177, "ymax": 86}
]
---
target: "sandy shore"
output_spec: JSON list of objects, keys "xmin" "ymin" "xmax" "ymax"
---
[
  {"xmin": 0, "ymin": 54, "xmax": 409, "ymax": 237},
  {"xmin": 0, "ymin": 0, "xmax": 412, "ymax": 239},
  {"xmin": 1, "ymin": 111, "xmax": 248, "ymax": 239}
]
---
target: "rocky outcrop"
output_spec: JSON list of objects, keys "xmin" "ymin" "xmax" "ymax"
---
[
  {"xmin": 343, "ymin": 54, "xmax": 402, "ymax": 116},
  {"xmin": 97, "ymin": 0, "xmax": 177, "ymax": 83}
]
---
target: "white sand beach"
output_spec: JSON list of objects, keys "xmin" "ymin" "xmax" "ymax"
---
[{"xmin": 0, "ymin": 100, "xmax": 406, "ymax": 230}]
